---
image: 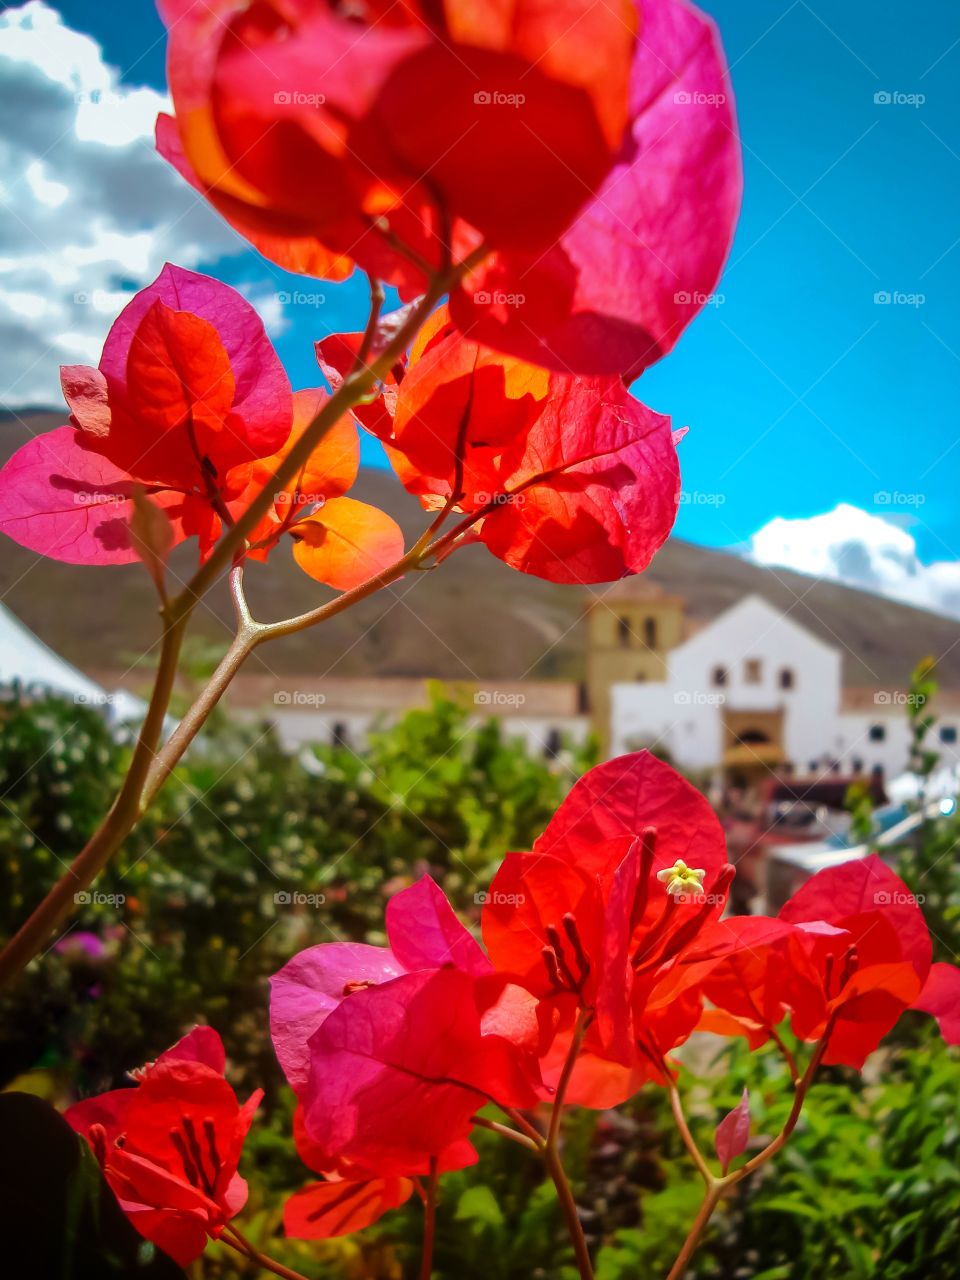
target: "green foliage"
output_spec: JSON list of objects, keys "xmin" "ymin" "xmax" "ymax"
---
[
  {"xmin": 0, "ymin": 683, "xmax": 591, "ymax": 1093},
  {"xmin": 2, "ymin": 682, "xmax": 957, "ymax": 1279}
]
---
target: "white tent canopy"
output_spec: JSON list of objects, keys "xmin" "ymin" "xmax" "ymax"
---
[{"xmin": 0, "ymin": 602, "xmax": 144, "ymax": 723}]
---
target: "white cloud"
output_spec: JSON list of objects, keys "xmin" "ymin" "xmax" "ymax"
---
[
  {"xmin": 749, "ymin": 503, "xmax": 960, "ymax": 619},
  {"xmin": 0, "ymin": 2, "xmax": 262, "ymax": 406}
]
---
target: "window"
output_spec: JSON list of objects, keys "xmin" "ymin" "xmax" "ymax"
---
[
  {"xmin": 617, "ymin": 615, "xmax": 631, "ymax": 647},
  {"xmin": 712, "ymin": 665, "xmax": 728, "ymax": 688},
  {"xmin": 852, "ymin": 757, "xmax": 864, "ymax": 773},
  {"xmin": 643, "ymin": 616, "xmax": 658, "ymax": 649},
  {"xmin": 331, "ymin": 721, "xmax": 349, "ymax": 747},
  {"xmin": 544, "ymin": 728, "xmax": 562, "ymax": 758},
  {"xmin": 941, "ymin": 725, "xmax": 958, "ymax": 744},
  {"xmin": 744, "ymin": 658, "xmax": 762, "ymax": 684},
  {"xmin": 868, "ymin": 724, "xmax": 886, "ymax": 742},
  {"xmin": 779, "ymin": 667, "xmax": 795, "ymax": 690}
]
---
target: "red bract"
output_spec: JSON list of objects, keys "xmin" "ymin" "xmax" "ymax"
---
[
  {"xmin": 319, "ymin": 309, "xmax": 681, "ymax": 584},
  {"xmin": 482, "ymin": 752, "xmax": 733, "ymax": 1105},
  {"xmin": 271, "ymin": 877, "xmax": 536, "ymax": 1179},
  {"xmin": 686, "ymin": 856, "xmax": 960, "ymax": 1069},
  {"xmin": 302, "ymin": 967, "xmax": 538, "ymax": 1176},
  {"xmin": 451, "ymin": 0, "xmax": 743, "ymax": 377},
  {"xmin": 0, "ymin": 265, "xmax": 291, "ymax": 564},
  {"xmin": 233, "ymin": 386, "xmax": 405, "ymax": 589},
  {"xmin": 65, "ymin": 1027, "xmax": 261, "ymax": 1266},
  {"xmin": 156, "ymin": 0, "xmax": 635, "ymax": 293}
]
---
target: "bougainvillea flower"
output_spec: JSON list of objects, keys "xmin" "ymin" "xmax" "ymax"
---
[
  {"xmin": 271, "ymin": 877, "xmax": 541, "ymax": 1177},
  {"xmin": 232, "ymin": 386, "xmax": 404, "ymax": 589},
  {"xmin": 482, "ymin": 751, "xmax": 733, "ymax": 1105},
  {"xmin": 450, "ymin": 0, "xmax": 743, "ymax": 377},
  {"xmin": 0, "ymin": 265, "xmax": 291, "ymax": 564},
  {"xmin": 65, "ymin": 1027, "xmax": 261, "ymax": 1266},
  {"xmin": 302, "ymin": 966, "xmax": 538, "ymax": 1175},
  {"xmin": 156, "ymin": 0, "xmax": 635, "ymax": 294},
  {"xmin": 685, "ymin": 856, "xmax": 960, "ymax": 1069},
  {"xmin": 320, "ymin": 309, "xmax": 681, "ymax": 584}
]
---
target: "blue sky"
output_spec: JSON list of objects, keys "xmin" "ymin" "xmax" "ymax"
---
[{"xmin": 4, "ymin": 1, "xmax": 960, "ymax": 613}]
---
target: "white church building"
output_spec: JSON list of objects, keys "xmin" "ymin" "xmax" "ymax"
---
[{"xmin": 610, "ymin": 595, "xmax": 960, "ymax": 783}]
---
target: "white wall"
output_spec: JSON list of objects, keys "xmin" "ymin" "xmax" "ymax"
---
[{"xmin": 612, "ymin": 595, "xmax": 843, "ymax": 770}]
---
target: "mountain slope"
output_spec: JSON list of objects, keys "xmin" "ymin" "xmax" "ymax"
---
[{"xmin": 0, "ymin": 413, "xmax": 956, "ymax": 690}]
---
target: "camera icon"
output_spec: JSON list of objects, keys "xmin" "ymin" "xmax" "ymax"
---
[
  {"xmin": 874, "ymin": 690, "xmax": 891, "ymax": 705},
  {"xmin": 874, "ymin": 91, "xmax": 892, "ymax": 105},
  {"xmin": 274, "ymin": 90, "xmax": 292, "ymax": 105},
  {"xmin": 674, "ymin": 290, "xmax": 692, "ymax": 304},
  {"xmin": 274, "ymin": 891, "xmax": 292, "ymax": 905},
  {"xmin": 673, "ymin": 90, "xmax": 692, "ymax": 105},
  {"xmin": 874, "ymin": 290, "xmax": 891, "ymax": 305},
  {"xmin": 73, "ymin": 292, "xmax": 89, "ymax": 305},
  {"xmin": 74, "ymin": 892, "xmax": 91, "ymax": 905},
  {"xmin": 674, "ymin": 690, "xmax": 692, "ymax": 705},
  {"xmin": 874, "ymin": 891, "xmax": 891, "ymax": 905},
  {"xmin": 474, "ymin": 290, "xmax": 491, "ymax": 305},
  {"xmin": 274, "ymin": 691, "xmax": 291, "ymax": 705},
  {"xmin": 474, "ymin": 691, "xmax": 491, "ymax": 705},
  {"xmin": 474, "ymin": 90, "xmax": 491, "ymax": 105},
  {"xmin": 473, "ymin": 891, "xmax": 490, "ymax": 905}
]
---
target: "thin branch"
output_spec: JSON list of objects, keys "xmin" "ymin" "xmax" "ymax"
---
[
  {"xmin": 665, "ymin": 1019, "xmax": 837, "ymax": 1280},
  {"xmin": 221, "ymin": 1224, "xmax": 312, "ymax": 1280},
  {"xmin": 0, "ymin": 242, "xmax": 491, "ymax": 984},
  {"xmin": 471, "ymin": 1114, "xmax": 542, "ymax": 1153}
]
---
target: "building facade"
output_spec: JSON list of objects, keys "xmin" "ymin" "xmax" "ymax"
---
[{"xmin": 610, "ymin": 594, "xmax": 960, "ymax": 782}]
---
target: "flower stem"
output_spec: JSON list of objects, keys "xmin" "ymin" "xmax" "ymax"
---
[
  {"xmin": 665, "ymin": 1023, "xmax": 836, "ymax": 1279},
  {"xmin": 544, "ymin": 1007, "xmax": 594, "ymax": 1280},
  {"xmin": 221, "ymin": 1224, "xmax": 312, "ymax": 1280},
  {"xmin": 0, "ymin": 246, "xmax": 490, "ymax": 988},
  {"xmin": 420, "ymin": 1156, "xmax": 439, "ymax": 1280}
]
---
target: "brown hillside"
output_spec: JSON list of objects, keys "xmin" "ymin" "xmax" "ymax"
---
[{"xmin": 1, "ymin": 413, "xmax": 957, "ymax": 694}]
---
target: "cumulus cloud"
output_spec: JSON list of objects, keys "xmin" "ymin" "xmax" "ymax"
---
[
  {"xmin": 749, "ymin": 503, "xmax": 960, "ymax": 619},
  {"xmin": 0, "ymin": 2, "xmax": 254, "ymax": 406}
]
